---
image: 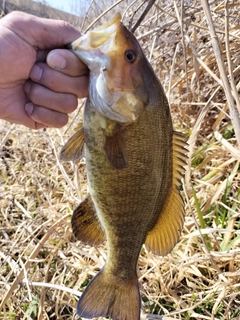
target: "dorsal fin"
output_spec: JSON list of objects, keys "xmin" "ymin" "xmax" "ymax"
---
[
  {"xmin": 145, "ymin": 132, "xmax": 188, "ymax": 256},
  {"xmin": 60, "ymin": 124, "xmax": 85, "ymax": 162},
  {"xmin": 72, "ymin": 194, "xmax": 106, "ymax": 246}
]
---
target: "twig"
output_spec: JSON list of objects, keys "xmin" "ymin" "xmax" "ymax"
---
[
  {"xmin": 201, "ymin": 0, "xmax": 240, "ymax": 147},
  {"xmin": 167, "ymin": 42, "xmax": 180, "ymax": 102},
  {"xmin": 131, "ymin": 0, "xmax": 156, "ymax": 33},
  {"xmin": 148, "ymin": 32, "xmax": 157, "ymax": 62},
  {"xmin": 183, "ymin": 183, "xmax": 221, "ymax": 274},
  {"xmin": 0, "ymin": 123, "xmax": 14, "ymax": 149},
  {"xmin": 80, "ymin": 0, "xmax": 94, "ymax": 31},
  {"xmin": 122, "ymin": 0, "xmax": 139, "ymax": 20},
  {"xmin": 185, "ymin": 86, "xmax": 220, "ymax": 190},
  {"xmin": 143, "ymin": 315, "xmax": 163, "ymax": 319},
  {"xmin": 214, "ymin": 131, "xmax": 240, "ymax": 161},
  {"xmin": 224, "ymin": 0, "xmax": 240, "ymax": 113},
  {"xmin": 21, "ymin": 279, "xmax": 81, "ymax": 297},
  {"xmin": 14, "ymin": 199, "xmax": 32, "ymax": 219},
  {"xmin": 137, "ymin": 20, "xmax": 176, "ymax": 40},
  {"xmin": 174, "ymin": 1, "xmax": 189, "ymax": 101},
  {"xmin": 62, "ymin": 101, "xmax": 84, "ymax": 135},
  {"xmin": 47, "ymin": 132, "xmax": 75, "ymax": 193},
  {"xmin": 38, "ymin": 253, "xmax": 55, "ymax": 320},
  {"xmin": 127, "ymin": 1, "xmax": 146, "ymax": 31},
  {"xmin": 84, "ymin": 0, "xmax": 124, "ymax": 33},
  {"xmin": 0, "ymin": 213, "xmax": 70, "ymax": 311},
  {"xmin": 184, "ymin": 34, "xmax": 223, "ymax": 86}
]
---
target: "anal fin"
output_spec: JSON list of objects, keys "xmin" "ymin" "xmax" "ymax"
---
[
  {"xmin": 60, "ymin": 125, "xmax": 85, "ymax": 162},
  {"xmin": 104, "ymin": 124, "xmax": 128, "ymax": 169},
  {"xmin": 145, "ymin": 131, "xmax": 188, "ymax": 256},
  {"xmin": 71, "ymin": 194, "xmax": 105, "ymax": 246}
]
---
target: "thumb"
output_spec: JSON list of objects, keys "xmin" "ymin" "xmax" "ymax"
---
[{"xmin": 3, "ymin": 11, "xmax": 81, "ymax": 49}]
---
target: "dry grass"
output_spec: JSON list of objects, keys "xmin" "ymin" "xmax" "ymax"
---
[{"xmin": 1, "ymin": 0, "xmax": 240, "ymax": 319}]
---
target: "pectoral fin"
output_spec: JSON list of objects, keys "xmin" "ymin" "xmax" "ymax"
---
[
  {"xmin": 145, "ymin": 132, "xmax": 188, "ymax": 256},
  {"xmin": 72, "ymin": 194, "xmax": 106, "ymax": 246},
  {"xmin": 104, "ymin": 124, "xmax": 128, "ymax": 169},
  {"xmin": 60, "ymin": 125, "xmax": 85, "ymax": 162}
]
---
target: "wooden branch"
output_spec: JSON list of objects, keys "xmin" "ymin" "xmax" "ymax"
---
[
  {"xmin": 224, "ymin": 0, "xmax": 240, "ymax": 113},
  {"xmin": 131, "ymin": 0, "xmax": 156, "ymax": 33},
  {"xmin": 201, "ymin": 0, "xmax": 240, "ymax": 147},
  {"xmin": 174, "ymin": 1, "xmax": 189, "ymax": 101}
]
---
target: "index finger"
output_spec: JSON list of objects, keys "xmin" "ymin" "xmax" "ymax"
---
[
  {"xmin": 47, "ymin": 49, "xmax": 88, "ymax": 77},
  {"xmin": 2, "ymin": 12, "xmax": 81, "ymax": 49}
]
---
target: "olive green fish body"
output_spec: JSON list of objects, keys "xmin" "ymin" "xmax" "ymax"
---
[
  {"xmin": 84, "ymin": 83, "xmax": 172, "ymax": 274},
  {"xmin": 60, "ymin": 12, "xmax": 187, "ymax": 320}
]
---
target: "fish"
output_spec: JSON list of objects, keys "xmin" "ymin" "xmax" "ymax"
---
[{"xmin": 60, "ymin": 12, "xmax": 187, "ymax": 320}]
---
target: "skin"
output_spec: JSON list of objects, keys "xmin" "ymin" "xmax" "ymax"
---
[{"xmin": 0, "ymin": 11, "xmax": 89, "ymax": 129}]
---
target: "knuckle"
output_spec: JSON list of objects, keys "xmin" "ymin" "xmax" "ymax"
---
[
  {"xmin": 5, "ymin": 11, "xmax": 25, "ymax": 21},
  {"xmin": 57, "ymin": 20, "xmax": 73, "ymax": 35},
  {"xmin": 58, "ymin": 20, "xmax": 70, "ymax": 28},
  {"xmin": 27, "ymin": 83, "xmax": 40, "ymax": 102}
]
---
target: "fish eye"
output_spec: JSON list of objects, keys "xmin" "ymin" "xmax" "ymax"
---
[{"xmin": 125, "ymin": 49, "xmax": 137, "ymax": 63}]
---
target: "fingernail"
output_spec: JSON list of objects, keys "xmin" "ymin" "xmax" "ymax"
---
[
  {"xmin": 25, "ymin": 103, "xmax": 34, "ymax": 115},
  {"xmin": 47, "ymin": 51, "xmax": 66, "ymax": 70},
  {"xmin": 30, "ymin": 65, "xmax": 42, "ymax": 81}
]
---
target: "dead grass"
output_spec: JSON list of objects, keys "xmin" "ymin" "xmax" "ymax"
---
[{"xmin": 1, "ymin": 0, "xmax": 240, "ymax": 319}]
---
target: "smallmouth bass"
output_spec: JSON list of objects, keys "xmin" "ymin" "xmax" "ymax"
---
[{"xmin": 60, "ymin": 12, "xmax": 187, "ymax": 320}]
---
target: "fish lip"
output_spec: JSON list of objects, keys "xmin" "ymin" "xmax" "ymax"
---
[
  {"xmin": 68, "ymin": 13, "xmax": 122, "ymax": 61},
  {"xmin": 91, "ymin": 12, "xmax": 122, "ymax": 32}
]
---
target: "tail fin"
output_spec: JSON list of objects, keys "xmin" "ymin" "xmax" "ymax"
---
[{"xmin": 77, "ymin": 268, "xmax": 140, "ymax": 320}]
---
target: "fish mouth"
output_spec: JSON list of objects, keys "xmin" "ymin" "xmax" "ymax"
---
[{"xmin": 68, "ymin": 12, "xmax": 122, "ymax": 64}]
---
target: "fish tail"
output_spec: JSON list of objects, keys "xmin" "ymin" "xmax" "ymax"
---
[{"xmin": 76, "ymin": 268, "xmax": 140, "ymax": 320}]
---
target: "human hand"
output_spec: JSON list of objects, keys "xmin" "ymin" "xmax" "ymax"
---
[{"xmin": 0, "ymin": 11, "xmax": 89, "ymax": 129}]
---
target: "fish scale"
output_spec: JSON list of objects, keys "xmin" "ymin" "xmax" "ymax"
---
[{"xmin": 60, "ymin": 12, "xmax": 187, "ymax": 320}]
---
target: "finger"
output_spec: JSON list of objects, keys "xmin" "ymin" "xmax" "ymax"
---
[
  {"xmin": 47, "ymin": 49, "xmax": 88, "ymax": 77},
  {"xmin": 3, "ymin": 12, "xmax": 81, "ymax": 49},
  {"xmin": 34, "ymin": 123, "xmax": 47, "ymax": 129},
  {"xmin": 24, "ymin": 81, "xmax": 78, "ymax": 114},
  {"xmin": 25, "ymin": 103, "xmax": 69, "ymax": 128},
  {"xmin": 0, "ymin": 87, "xmax": 47, "ymax": 130},
  {"xmin": 29, "ymin": 62, "xmax": 89, "ymax": 98}
]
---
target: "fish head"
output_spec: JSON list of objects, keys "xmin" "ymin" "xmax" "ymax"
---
[{"xmin": 69, "ymin": 13, "xmax": 149, "ymax": 123}]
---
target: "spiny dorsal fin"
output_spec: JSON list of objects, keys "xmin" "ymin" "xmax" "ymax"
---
[
  {"xmin": 145, "ymin": 131, "xmax": 188, "ymax": 256},
  {"xmin": 72, "ymin": 194, "xmax": 106, "ymax": 246},
  {"xmin": 60, "ymin": 125, "xmax": 85, "ymax": 162},
  {"xmin": 104, "ymin": 124, "xmax": 128, "ymax": 169}
]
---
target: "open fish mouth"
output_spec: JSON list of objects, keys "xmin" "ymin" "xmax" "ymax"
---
[{"xmin": 68, "ymin": 13, "xmax": 122, "ymax": 63}]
